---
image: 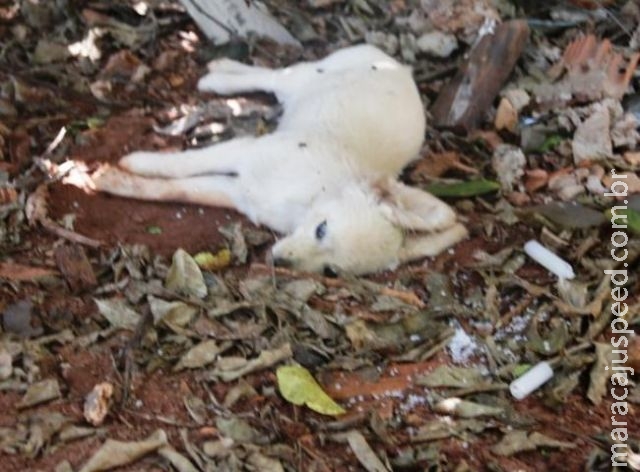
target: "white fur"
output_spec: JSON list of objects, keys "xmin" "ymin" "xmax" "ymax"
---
[{"xmin": 93, "ymin": 44, "xmax": 467, "ymax": 274}]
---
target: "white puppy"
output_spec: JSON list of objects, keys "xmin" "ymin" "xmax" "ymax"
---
[{"xmin": 93, "ymin": 44, "xmax": 467, "ymax": 274}]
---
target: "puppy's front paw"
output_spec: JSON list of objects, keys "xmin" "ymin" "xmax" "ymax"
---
[
  {"xmin": 90, "ymin": 165, "xmax": 138, "ymax": 195},
  {"xmin": 197, "ymin": 74, "xmax": 239, "ymax": 94}
]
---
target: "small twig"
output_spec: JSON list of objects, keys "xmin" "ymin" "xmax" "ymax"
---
[
  {"xmin": 122, "ymin": 410, "xmax": 198, "ymax": 428},
  {"xmin": 39, "ymin": 218, "xmax": 103, "ymax": 248},
  {"xmin": 41, "ymin": 126, "xmax": 67, "ymax": 159}
]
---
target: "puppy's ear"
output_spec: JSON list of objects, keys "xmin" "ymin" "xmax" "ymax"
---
[
  {"xmin": 376, "ymin": 178, "xmax": 457, "ymax": 232},
  {"xmin": 375, "ymin": 179, "xmax": 468, "ymax": 263}
]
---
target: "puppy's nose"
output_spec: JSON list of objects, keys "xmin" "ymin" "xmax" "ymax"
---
[{"xmin": 273, "ymin": 256, "xmax": 293, "ymax": 268}]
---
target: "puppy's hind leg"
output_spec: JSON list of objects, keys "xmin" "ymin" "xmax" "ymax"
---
[
  {"xmin": 198, "ymin": 59, "xmax": 314, "ymax": 100},
  {"xmin": 198, "ymin": 65, "xmax": 281, "ymax": 96},
  {"xmin": 92, "ymin": 166, "xmax": 238, "ymax": 208},
  {"xmin": 205, "ymin": 58, "xmax": 273, "ymax": 75}
]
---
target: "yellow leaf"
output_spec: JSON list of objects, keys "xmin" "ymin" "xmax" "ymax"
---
[
  {"xmin": 276, "ymin": 365, "xmax": 345, "ymax": 416},
  {"xmin": 194, "ymin": 249, "xmax": 231, "ymax": 271}
]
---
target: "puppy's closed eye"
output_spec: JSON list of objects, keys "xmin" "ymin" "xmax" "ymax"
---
[{"xmin": 315, "ymin": 220, "xmax": 328, "ymax": 240}]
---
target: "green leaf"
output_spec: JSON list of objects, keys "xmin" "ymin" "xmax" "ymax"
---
[
  {"xmin": 628, "ymin": 208, "xmax": 640, "ymax": 234},
  {"xmin": 512, "ymin": 364, "xmax": 532, "ymax": 378},
  {"xmin": 605, "ymin": 207, "xmax": 640, "ymax": 234},
  {"xmin": 424, "ymin": 179, "xmax": 501, "ymax": 198},
  {"xmin": 538, "ymin": 134, "xmax": 563, "ymax": 153},
  {"xmin": 277, "ymin": 365, "xmax": 345, "ymax": 416}
]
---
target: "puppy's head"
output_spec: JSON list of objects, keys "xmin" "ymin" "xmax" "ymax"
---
[
  {"xmin": 271, "ymin": 187, "xmax": 404, "ymax": 275},
  {"xmin": 271, "ymin": 180, "xmax": 466, "ymax": 275}
]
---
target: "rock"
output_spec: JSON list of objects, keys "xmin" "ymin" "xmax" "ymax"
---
[
  {"xmin": 416, "ymin": 31, "xmax": 458, "ymax": 58},
  {"xmin": 399, "ymin": 33, "xmax": 418, "ymax": 63},
  {"xmin": 503, "ymin": 89, "xmax": 530, "ymax": 111},
  {"xmin": 492, "ymin": 144, "xmax": 526, "ymax": 192},
  {"xmin": 572, "ymin": 105, "xmax": 612, "ymax": 164},
  {"xmin": 364, "ymin": 31, "xmax": 399, "ymax": 56}
]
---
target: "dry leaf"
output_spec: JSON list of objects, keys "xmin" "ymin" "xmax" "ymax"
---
[
  {"xmin": 79, "ymin": 429, "xmax": 168, "ymax": 472},
  {"xmin": 165, "ymin": 248, "xmax": 207, "ymax": 299},
  {"xmin": 277, "ymin": 364, "xmax": 346, "ymax": 416}
]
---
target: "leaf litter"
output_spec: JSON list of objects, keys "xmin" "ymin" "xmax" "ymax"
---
[{"xmin": 0, "ymin": 0, "xmax": 638, "ymax": 470}]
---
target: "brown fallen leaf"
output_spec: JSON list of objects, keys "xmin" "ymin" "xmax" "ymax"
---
[
  {"xmin": 624, "ymin": 151, "xmax": 640, "ymax": 166},
  {"xmin": 567, "ymin": 0, "xmax": 615, "ymax": 7},
  {"xmin": 555, "ymin": 35, "xmax": 640, "ymax": 101},
  {"xmin": 0, "ymin": 186, "xmax": 17, "ymax": 205},
  {"xmin": 524, "ymin": 169, "xmax": 549, "ymax": 193},
  {"xmin": 0, "ymin": 262, "xmax": 57, "ymax": 282},
  {"xmin": 55, "ymin": 245, "xmax": 97, "ymax": 292},
  {"xmin": 603, "ymin": 172, "xmax": 640, "ymax": 194},
  {"xmin": 100, "ymin": 50, "xmax": 145, "ymax": 80},
  {"xmin": 409, "ymin": 152, "xmax": 478, "ymax": 181},
  {"xmin": 469, "ymin": 130, "xmax": 504, "ymax": 151},
  {"xmin": 627, "ymin": 335, "xmax": 640, "ymax": 372},
  {"xmin": 495, "ymin": 97, "xmax": 518, "ymax": 133}
]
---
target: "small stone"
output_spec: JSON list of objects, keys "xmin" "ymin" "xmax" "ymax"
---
[
  {"xmin": 364, "ymin": 31, "xmax": 399, "ymax": 56},
  {"xmin": 84, "ymin": 382, "xmax": 114, "ymax": 426},
  {"xmin": 492, "ymin": 144, "xmax": 526, "ymax": 192},
  {"xmin": 503, "ymin": 89, "xmax": 530, "ymax": 112},
  {"xmin": 572, "ymin": 106, "xmax": 612, "ymax": 164},
  {"xmin": 416, "ymin": 31, "xmax": 458, "ymax": 58}
]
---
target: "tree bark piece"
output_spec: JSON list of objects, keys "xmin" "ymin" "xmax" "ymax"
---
[{"xmin": 431, "ymin": 20, "xmax": 530, "ymax": 133}]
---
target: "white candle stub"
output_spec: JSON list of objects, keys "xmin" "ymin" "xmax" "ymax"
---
[
  {"xmin": 509, "ymin": 361, "xmax": 554, "ymax": 400},
  {"xmin": 524, "ymin": 240, "xmax": 575, "ymax": 279}
]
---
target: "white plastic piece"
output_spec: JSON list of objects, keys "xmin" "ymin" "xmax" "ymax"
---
[
  {"xmin": 509, "ymin": 361, "xmax": 554, "ymax": 400},
  {"xmin": 524, "ymin": 240, "xmax": 575, "ymax": 280}
]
